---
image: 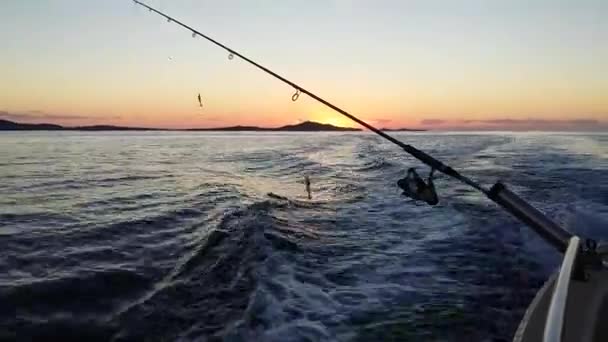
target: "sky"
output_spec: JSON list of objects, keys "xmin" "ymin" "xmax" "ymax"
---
[{"xmin": 1, "ymin": 0, "xmax": 607, "ymax": 130}]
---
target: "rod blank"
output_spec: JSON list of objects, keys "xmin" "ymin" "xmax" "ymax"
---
[
  {"xmin": 131, "ymin": 0, "xmax": 488, "ymax": 194},
  {"xmin": 130, "ymin": 0, "xmax": 582, "ymax": 255}
]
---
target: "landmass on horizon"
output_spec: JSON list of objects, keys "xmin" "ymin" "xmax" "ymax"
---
[{"xmin": 0, "ymin": 119, "xmax": 426, "ymax": 132}]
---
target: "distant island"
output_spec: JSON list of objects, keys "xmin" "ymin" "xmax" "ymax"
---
[
  {"xmin": 0, "ymin": 119, "xmax": 425, "ymax": 132},
  {"xmin": 188, "ymin": 121, "xmax": 361, "ymax": 132},
  {"xmin": 0, "ymin": 119, "xmax": 365, "ymax": 132},
  {"xmin": 0, "ymin": 119, "xmax": 161, "ymax": 131},
  {"xmin": 380, "ymin": 127, "xmax": 427, "ymax": 132}
]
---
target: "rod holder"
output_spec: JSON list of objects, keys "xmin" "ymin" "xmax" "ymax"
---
[{"xmin": 488, "ymin": 182, "xmax": 571, "ymax": 253}]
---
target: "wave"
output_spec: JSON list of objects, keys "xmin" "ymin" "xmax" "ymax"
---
[
  {"xmin": 94, "ymin": 175, "xmax": 166, "ymax": 185},
  {"xmin": 4, "ymin": 132, "xmax": 606, "ymax": 341},
  {"xmin": 2, "ymin": 269, "xmax": 150, "ymax": 314},
  {"xmin": 0, "ymin": 212, "xmax": 79, "ymax": 234},
  {"xmin": 18, "ymin": 178, "xmax": 87, "ymax": 191},
  {"xmin": 16, "ymin": 174, "xmax": 169, "ymax": 192},
  {"xmin": 354, "ymin": 158, "xmax": 396, "ymax": 172},
  {"xmin": 111, "ymin": 199, "xmax": 307, "ymax": 341},
  {"xmin": 0, "ymin": 269, "xmax": 150, "ymax": 341}
]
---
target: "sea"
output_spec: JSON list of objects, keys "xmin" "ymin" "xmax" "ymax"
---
[{"xmin": 1, "ymin": 131, "xmax": 607, "ymax": 341}]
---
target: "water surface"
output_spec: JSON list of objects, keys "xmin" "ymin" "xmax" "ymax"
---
[{"xmin": 1, "ymin": 131, "xmax": 607, "ymax": 341}]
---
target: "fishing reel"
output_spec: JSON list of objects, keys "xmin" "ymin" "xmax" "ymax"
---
[{"xmin": 397, "ymin": 168, "xmax": 439, "ymax": 206}]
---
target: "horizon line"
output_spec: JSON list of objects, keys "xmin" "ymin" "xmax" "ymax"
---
[{"xmin": 2, "ymin": 118, "xmax": 608, "ymax": 133}]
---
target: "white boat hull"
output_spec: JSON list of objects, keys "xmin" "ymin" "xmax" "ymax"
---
[{"xmin": 514, "ymin": 256, "xmax": 608, "ymax": 342}]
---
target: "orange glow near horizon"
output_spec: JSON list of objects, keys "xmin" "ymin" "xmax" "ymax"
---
[
  {"xmin": 1, "ymin": 1, "xmax": 607, "ymax": 131},
  {"xmin": 309, "ymin": 111, "xmax": 358, "ymax": 129}
]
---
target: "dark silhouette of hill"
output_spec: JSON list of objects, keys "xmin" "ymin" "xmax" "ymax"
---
[
  {"xmin": 74, "ymin": 125, "xmax": 163, "ymax": 131},
  {"xmin": 0, "ymin": 119, "xmax": 367, "ymax": 132},
  {"xmin": 1, "ymin": 119, "xmax": 424, "ymax": 132},
  {"xmin": 380, "ymin": 127, "xmax": 426, "ymax": 132},
  {"xmin": 0, "ymin": 119, "xmax": 64, "ymax": 130},
  {"xmin": 277, "ymin": 121, "xmax": 360, "ymax": 131},
  {"xmin": 187, "ymin": 125, "xmax": 271, "ymax": 132},
  {"xmin": 189, "ymin": 121, "xmax": 360, "ymax": 131},
  {"xmin": 0, "ymin": 120, "xmax": 162, "ymax": 131}
]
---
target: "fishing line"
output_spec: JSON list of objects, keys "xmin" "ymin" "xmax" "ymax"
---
[
  {"xmin": 128, "ymin": 0, "xmax": 592, "ymax": 255},
  {"xmin": 131, "ymin": 0, "xmax": 489, "ymax": 194}
]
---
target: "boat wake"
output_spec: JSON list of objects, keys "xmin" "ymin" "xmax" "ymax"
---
[{"xmin": 2, "ymin": 131, "xmax": 606, "ymax": 341}]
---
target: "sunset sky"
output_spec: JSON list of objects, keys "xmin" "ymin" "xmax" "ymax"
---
[{"xmin": 1, "ymin": 0, "xmax": 606, "ymax": 130}]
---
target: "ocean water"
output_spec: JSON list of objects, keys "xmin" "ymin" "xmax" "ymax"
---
[{"xmin": 1, "ymin": 131, "xmax": 607, "ymax": 341}]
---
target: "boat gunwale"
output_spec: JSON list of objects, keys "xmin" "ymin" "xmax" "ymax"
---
[{"xmin": 543, "ymin": 236, "xmax": 581, "ymax": 342}]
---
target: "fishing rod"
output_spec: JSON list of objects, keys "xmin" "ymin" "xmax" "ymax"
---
[
  {"xmin": 131, "ymin": 0, "xmax": 481, "ymax": 192},
  {"xmin": 130, "ymin": 0, "xmax": 588, "ymax": 255}
]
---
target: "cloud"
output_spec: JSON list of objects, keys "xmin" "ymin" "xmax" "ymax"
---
[
  {"xmin": 417, "ymin": 117, "xmax": 607, "ymax": 131},
  {"xmin": 0, "ymin": 110, "xmax": 119, "ymax": 121},
  {"xmin": 371, "ymin": 118, "xmax": 392, "ymax": 125},
  {"xmin": 420, "ymin": 119, "xmax": 447, "ymax": 125},
  {"xmin": 461, "ymin": 118, "xmax": 601, "ymax": 126}
]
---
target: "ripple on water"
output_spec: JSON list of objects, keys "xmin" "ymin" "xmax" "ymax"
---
[{"xmin": 1, "ymin": 132, "xmax": 606, "ymax": 341}]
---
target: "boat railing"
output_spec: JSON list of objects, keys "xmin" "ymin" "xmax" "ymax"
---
[{"xmin": 543, "ymin": 236, "xmax": 581, "ymax": 342}]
